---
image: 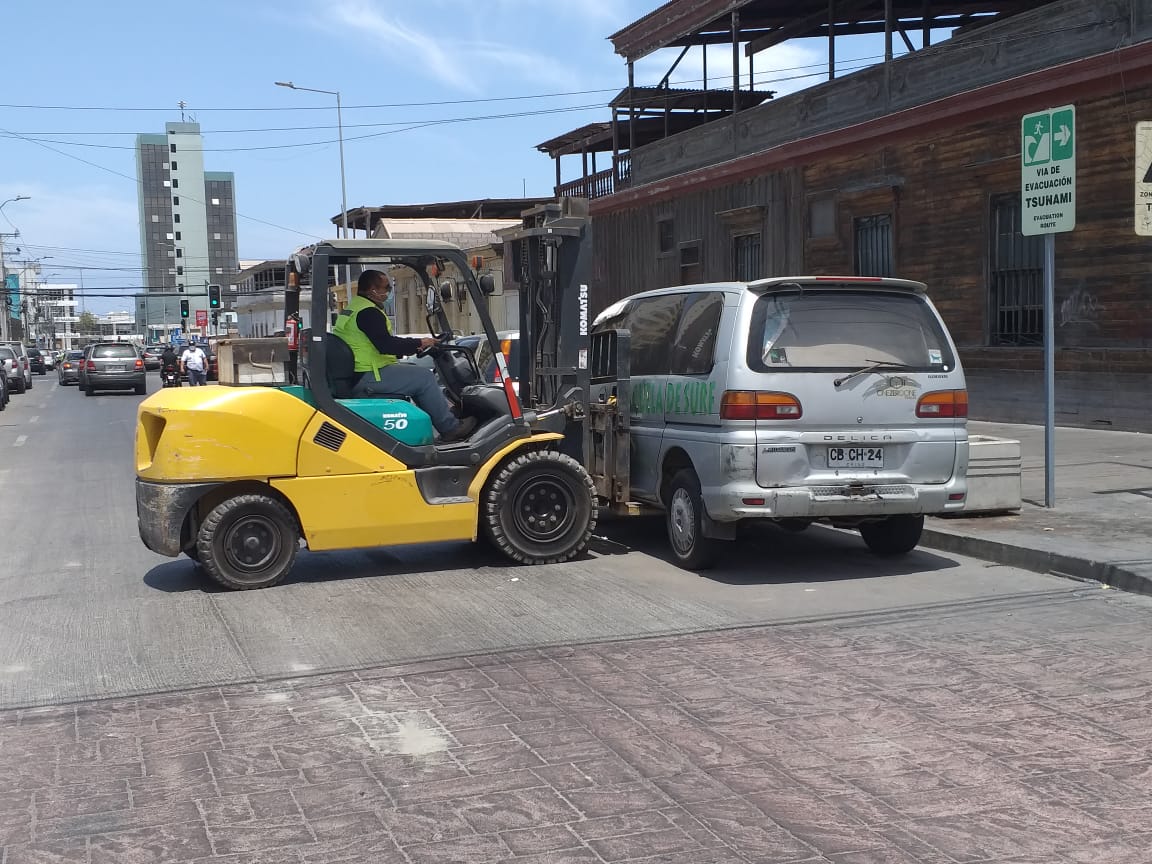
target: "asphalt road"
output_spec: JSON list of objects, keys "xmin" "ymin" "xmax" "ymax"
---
[{"xmin": 0, "ymin": 374, "xmax": 1107, "ymax": 709}]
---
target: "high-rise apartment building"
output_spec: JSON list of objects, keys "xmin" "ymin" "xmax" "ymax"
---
[{"xmin": 135, "ymin": 122, "xmax": 238, "ymax": 340}]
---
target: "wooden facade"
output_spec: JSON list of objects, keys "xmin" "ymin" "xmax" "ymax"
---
[{"xmin": 586, "ymin": 1, "xmax": 1152, "ymax": 386}]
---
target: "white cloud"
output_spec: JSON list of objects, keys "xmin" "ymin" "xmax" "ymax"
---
[{"xmin": 314, "ymin": 0, "xmax": 587, "ymax": 93}]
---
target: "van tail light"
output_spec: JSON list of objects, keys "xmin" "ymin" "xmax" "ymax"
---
[
  {"xmin": 916, "ymin": 389, "xmax": 968, "ymax": 418},
  {"xmin": 720, "ymin": 391, "xmax": 803, "ymax": 420},
  {"xmin": 135, "ymin": 358, "xmax": 144, "ymax": 370},
  {"xmin": 86, "ymin": 360, "xmax": 96, "ymax": 371}
]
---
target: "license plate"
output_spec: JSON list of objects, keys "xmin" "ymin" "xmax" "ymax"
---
[{"xmin": 827, "ymin": 446, "xmax": 884, "ymax": 468}]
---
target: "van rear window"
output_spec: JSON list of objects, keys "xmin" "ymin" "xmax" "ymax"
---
[{"xmin": 748, "ymin": 290, "xmax": 955, "ymax": 372}]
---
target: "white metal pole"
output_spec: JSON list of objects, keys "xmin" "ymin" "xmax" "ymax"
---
[{"xmin": 1043, "ymin": 233, "xmax": 1056, "ymax": 508}]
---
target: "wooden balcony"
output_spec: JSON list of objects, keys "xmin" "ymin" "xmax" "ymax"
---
[{"xmin": 556, "ymin": 157, "xmax": 631, "ymax": 200}]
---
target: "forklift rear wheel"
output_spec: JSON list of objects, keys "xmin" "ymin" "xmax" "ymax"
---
[
  {"xmin": 197, "ymin": 494, "xmax": 299, "ymax": 590},
  {"xmin": 666, "ymin": 469, "xmax": 719, "ymax": 570},
  {"xmin": 482, "ymin": 450, "xmax": 596, "ymax": 565}
]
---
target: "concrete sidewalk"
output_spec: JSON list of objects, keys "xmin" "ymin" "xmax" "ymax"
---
[{"xmin": 923, "ymin": 421, "xmax": 1152, "ymax": 595}]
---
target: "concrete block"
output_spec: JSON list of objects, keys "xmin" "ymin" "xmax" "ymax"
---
[
  {"xmin": 963, "ymin": 435, "xmax": 1022, "ymax": 513},
  {"xmin": 217, "ymin": 338, "xmax": 289, "ymax": 386}
]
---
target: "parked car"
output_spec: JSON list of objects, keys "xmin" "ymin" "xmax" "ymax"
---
[
  {"xmin": 141, "ymin": 348, "xmax": 163, "ymax": 371},
  {"xmin": 0, "ymin": 344, "xmax": 27, "ymax": 395},
  {"xmin": 57, "ymin": 349, "xmax": 85, "ymax": 385},
  {"xmin": 474, "ymin": 330, "xmax": 521, "ymax": 394},
  {"xmin": 0, "ymin": 352, "xmax": 9, "ymax": 409},
  {"xmin": 25, "ymin": 347, "xmax": 46, "ymax": 375},
  {"xmin": 83, "ymin": 342, "xmax": 146, "ymax": 396},
  {"xmin": 0, "ymin": 342, "xmax": 32, "ymax": 391}
]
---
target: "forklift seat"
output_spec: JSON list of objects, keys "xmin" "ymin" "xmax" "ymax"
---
[{"xmin": 324, "ymin": 331, "xmax": 407, "ymax": 401}]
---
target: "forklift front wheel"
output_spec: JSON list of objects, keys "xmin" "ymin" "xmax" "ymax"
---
[
  {"xmin": 482, "ymin": 450, "xmax": 596, "ymax": 565},
  {"xmin": 196, "ymin": 494, "xmax": 299, "ymax": 590}
]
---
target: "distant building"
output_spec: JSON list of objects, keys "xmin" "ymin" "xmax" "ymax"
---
[
  {"xmin": 27, "ymin": 283, "xmax": 79, "ymax": 350},
  {"xmin": 135, "ymin": 121, "xmax": 239, "ymax": 338}
]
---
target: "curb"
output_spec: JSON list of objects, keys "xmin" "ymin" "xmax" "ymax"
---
[{"xmin": 920, "ymin": 526, "xmax": 1152, "ymax": 597}]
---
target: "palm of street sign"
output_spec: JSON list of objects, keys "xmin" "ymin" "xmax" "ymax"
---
[{"xmin": 1021, "ymin": 105, "xmax": 1076, "ymax": 235}]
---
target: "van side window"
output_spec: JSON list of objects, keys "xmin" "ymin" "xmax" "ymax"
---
[
  {"xmin": 670, "ymin": 292, "xmax": 724, "ymax": 375},
  {"xmin": 628, "ymin": 295, "xmax": 685, "ymax": 375}
]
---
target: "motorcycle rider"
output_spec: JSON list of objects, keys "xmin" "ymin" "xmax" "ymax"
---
[{"xmin": 160, "ymin": 344, "xmax": 180, "ymax": 385}]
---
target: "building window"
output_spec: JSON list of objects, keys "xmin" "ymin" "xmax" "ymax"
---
[
  {"xmin": 170, "ymin": 161, "xmax": 177, "ymax": 170},
  {"xmin": 657, "ymin": 218, "xmax": 675, "ymax": 255},
  {"xmin": 809, "ymin": 197, "xmax": 837, "ymax": 239},
  {"xmin": 173, "ymin": 214, "xmax": 180, "ymax": 224},
  {"xmin": 174, "ymin": 231, "xmax": 181, "ymax": 240},
  {"xmin": 989, "ymin": 193, "xmax": 1044, "ymax": 346},
  {"xmin": 211, "ymin": 197, "xmax": 221, "ymax": 206},
  {"xmin": 679, "ymin": 241, "xmax": 702, "ymax": 284},
  {"xmin": 162, "ymin": 180, "xmax": 170, "ymax": 188},
  {"xmin": 177, "ymin": 266, "xmax": 184, "ymax": 276},
  {"xmin": 216, "ymin": 268, "xmax": 224, "ymax": 275},
  {"xmin": 214, "ymin": 233, "xmax": 222, "ymax": 240},
  {"xmin": 151, "ymin": 214, "xmax": 159, "ymax": 223},
  {"xmin": 172, "ymin": 179, "xmax": 179, "ymax": 189},
  {"xmin": 168, "ymin": 268, "xmax": 177, "ymax": 275},
  {"xmin": 162, "ymin": 162, "xmax": 169, "ymax": 170},
  {"xmin": 175, "ymin": 249, "xmax": 183, "ymax": 258},
  {"xmin": 172, "ymin": 196, "xmax": 180, "ymax": 206},
  {"xmin": 733, "ymin": 232, "xmax": 762, "ymax": 281},
  {"xmin": 854, "ymin": 214, "xmax": 893, "ymax": 277},
  {"xmin": 170, "ymin": 143, "xmax": 176, "ymax": 153},
  {"xmin": 165, "ymin": 233, "xmax": 174, "ymax": 240}
]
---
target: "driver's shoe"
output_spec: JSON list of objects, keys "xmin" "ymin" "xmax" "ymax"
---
[{"xmin": 440, "ymin": 416, "xmax": 477, "ymax": 444}]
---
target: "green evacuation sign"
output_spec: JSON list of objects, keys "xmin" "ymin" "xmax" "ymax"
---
[{"xmin": 1021, "ymin": 105, "xmax": 1076, "ymax": 235}]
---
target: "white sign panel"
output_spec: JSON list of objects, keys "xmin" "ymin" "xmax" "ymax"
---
[
  {"xmin": 1021, "ymin": 105, "xmax": 1076, "ymax": 236},
  {"xmin": 1136, "ymin": 122, "xmax": 1152, "ymax": 236}
]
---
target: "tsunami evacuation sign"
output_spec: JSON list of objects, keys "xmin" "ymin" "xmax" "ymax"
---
[
  {"xmin": 1021, "ymin": 105, "xmax": 1075, "ymax": 236},
  {"xmin": 1136, "ymin": 121, "xmax": 1152, "ymax": 236}
]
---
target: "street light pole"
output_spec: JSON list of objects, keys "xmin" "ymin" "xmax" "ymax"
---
[{"xmin": 274, "ymin": 81, "xmax": 349, "ymax": 240}]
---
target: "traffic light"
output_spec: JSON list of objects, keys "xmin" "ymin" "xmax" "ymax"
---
[
  {"xmin": 180, "ymin": 299, "xmax": 189, "ymax": 318},
  {"xmin": 208, "ymin": 284, "xmax": 221, "ymax": 309}
]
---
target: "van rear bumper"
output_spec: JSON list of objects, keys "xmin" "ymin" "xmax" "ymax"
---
[{"xmin": 705, "ymin": 476, "xmax": 966, "ymax": 521}]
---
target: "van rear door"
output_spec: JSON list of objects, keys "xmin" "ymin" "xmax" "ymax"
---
[{"xmin": 741, "ymin": 281, "xmax": 966, "ymax": 489}]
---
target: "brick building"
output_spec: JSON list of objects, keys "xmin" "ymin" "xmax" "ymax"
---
[{"xmin": 541, "ymin": 0, "xmax": 1152, "ymax": 431}]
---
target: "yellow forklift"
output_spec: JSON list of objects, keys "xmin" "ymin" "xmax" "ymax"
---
[{"xmin": 134, "ymin": 239, "xmax": 597, "ymax": 589}]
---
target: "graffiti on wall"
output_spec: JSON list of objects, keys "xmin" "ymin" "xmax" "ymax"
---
[{"xmin": 1059, "ymin": 281, "xmax": 1104, "ymax": 327}]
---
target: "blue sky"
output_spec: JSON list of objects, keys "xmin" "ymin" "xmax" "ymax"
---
[{"xmin": 1, "ymin": 0, "xmax": 909, "ymax": 314}]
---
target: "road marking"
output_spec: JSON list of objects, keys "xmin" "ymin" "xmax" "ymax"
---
[
  {"xmin": 13, "ymin": 435, "xmax": 27, "ymax": 447},
  {"xmin": 29, "ymin": 415, "xmax": 39, "ymax": 424}
]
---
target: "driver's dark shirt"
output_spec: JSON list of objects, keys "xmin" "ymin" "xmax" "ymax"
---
[
  {"xmin": 356, "ymin": 305, "xmax": 422, "ymax": 357},
  {"xmin": 161, "ymin": 350, "xmax": 179, "ymax": 368}
]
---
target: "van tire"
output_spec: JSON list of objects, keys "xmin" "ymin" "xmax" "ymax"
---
[
  {"xmin": 860, "ymin": 515, "xmax": 924, "ymax": 556},
  {"xmin": 482, "ymin": 449, "xmax": 596, "ymax": 565},
  {"xmin": 197, "ymin": 494, "xmax": 299, "ymax": 590},
  {"xmin": 666, "ymin": 469, "xmax": 719, "ymax": 570}
]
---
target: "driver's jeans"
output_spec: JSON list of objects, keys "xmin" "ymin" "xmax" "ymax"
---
[{"xmin": 352, "ymin": 362, "xmax": 460, "ymax": 436}]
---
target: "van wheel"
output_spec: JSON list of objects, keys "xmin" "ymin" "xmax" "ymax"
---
[
  {"xmin": 860, "ymin": 515, "xmax": 924, "ymax": 556},
  {"xmin": 482, "ymin": 449, "xmax": 596, "ymax": 565},
  {"xmin": 197, "ymin": 494, "xmax": 299, "ymax": 590},
  {"xmin": 666, "ymin": 469, "xmax": 719, "ymax": 570}
]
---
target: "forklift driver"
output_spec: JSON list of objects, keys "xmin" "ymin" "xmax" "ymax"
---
[{"xmin": 333, "ymin": 269, "xmax": 477, "ymax": 443}]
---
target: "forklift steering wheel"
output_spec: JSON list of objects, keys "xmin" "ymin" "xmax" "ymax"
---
[{"xmin": 415, "ymin": 333, "xmax": 452, "ymax": 359}]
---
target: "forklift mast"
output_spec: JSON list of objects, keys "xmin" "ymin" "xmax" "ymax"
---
[{"xmin": 502, "ymin": 199, "xmax": 594, "ymax": 452}]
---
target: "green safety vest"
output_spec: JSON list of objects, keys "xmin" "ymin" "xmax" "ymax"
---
[{"xmin": 332, "ymin": 294, "xmax": 398, "ymax": 381}]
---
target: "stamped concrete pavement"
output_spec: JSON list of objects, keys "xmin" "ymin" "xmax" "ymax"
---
[{"xmin": 4, "ymin": 587, "xmax": 1152, "ymax": 864}]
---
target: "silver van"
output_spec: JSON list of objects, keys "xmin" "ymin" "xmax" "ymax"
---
[{"xmin": 589, "ymin": 276, "xmax": 969, "ymax": 568}]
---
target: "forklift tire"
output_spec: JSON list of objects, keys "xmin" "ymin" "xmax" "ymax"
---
[
  {"xmin": 666, "ymin": 469, "xmax": 719, "ymax": 570},
  {"xmin": 482, "ymin": 449, "xmax": 596, "ymax": 565},
  {"xmin": 197, "ymin": 494, "xmax": 299, "ymax": 590}
]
